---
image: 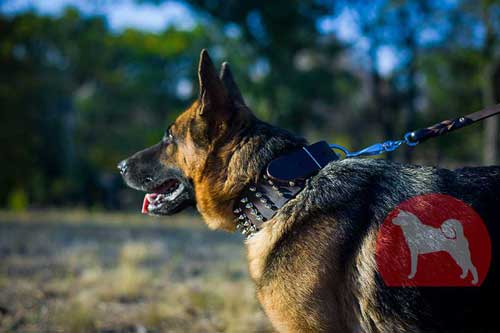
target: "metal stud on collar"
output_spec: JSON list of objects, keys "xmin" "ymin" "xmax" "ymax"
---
[
  {"xmin": 234, "ymin": 205, "xmax": 260, "ymax": 238},
  {"xmin": 233, "ymin": 171, "xmax": 306, "ymax": 239}
]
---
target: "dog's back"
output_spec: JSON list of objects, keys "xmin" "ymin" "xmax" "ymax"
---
[{"xmin": 256, "ymin": 158, "xmax": 500, "ymax": 332}]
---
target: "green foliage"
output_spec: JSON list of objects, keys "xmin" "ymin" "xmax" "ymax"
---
[
  {"xmin": 0, "ymin": 8, "xmax": 211, "ymax": 207},
  {"xmin": 7, "ymin": 187, "xmax": 28, "ymax": 211}
]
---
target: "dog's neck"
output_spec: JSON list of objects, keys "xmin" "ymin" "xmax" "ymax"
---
[
  {"xmin": 195, "ymin": 121, "xmax": 338, "ymax": 235},
  {"xmin": 194, "ymin": 120, "xmax": 305, "ymax": 231}
]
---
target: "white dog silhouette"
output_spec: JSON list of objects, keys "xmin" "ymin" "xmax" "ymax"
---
[{"xmin": 392, "ymin": 210, "xmax": 478, "ymax": 284}]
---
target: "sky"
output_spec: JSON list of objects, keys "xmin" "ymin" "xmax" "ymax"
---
[
  {"xmin": 0, "ymin": 0, "xmax": 197, "ymax": 31},
  {"xmin": 0, "ymin": 0, "xmax": 398, "ymax": 75},
  {"xmin": 318, "ymin": 8, "xmax": 398, "ymax": 75}
]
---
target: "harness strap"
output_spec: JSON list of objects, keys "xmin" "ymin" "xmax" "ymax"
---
[{"xmin": 267, "ymin": 141, "xmax": 338, "ymax": 181}]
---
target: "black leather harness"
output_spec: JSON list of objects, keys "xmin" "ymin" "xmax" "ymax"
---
[{"xmin": 232, "ymin": 141, "xmax": 339, "ymax": 238}]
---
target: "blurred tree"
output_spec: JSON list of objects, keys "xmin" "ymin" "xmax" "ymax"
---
[
  {"xmin": 181, "ymin": 0, "xmax": 360, "ymax": 136},
  {"xmin": 342, "ymin": 0, "xmax": 400, "ymax": 158},
  {"xmin": 417, "ymin": 0, "xmax": 500, "ymax": 165},
  {"xmin": 477, "ymin": 0, "xmax": 500, "ymax": 164},
  {"xmin": 0, "ymin": 8, "xmax": 215, "ymax": 208},
  {"xmin": 337, "ymin": 0, "xmax": 499, "ymax": 164}
]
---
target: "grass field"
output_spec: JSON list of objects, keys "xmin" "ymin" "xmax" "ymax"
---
[{"xmin": 0, "ymin": 210, "xmax": 272, "ymax": 333}]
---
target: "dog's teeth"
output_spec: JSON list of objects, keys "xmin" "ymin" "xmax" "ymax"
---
[
  {"xmin": 148, "ymin": 198, "xmax": 164, "ymax": 210},
  {"xmin": 147, "ymin": 193, "xmax": 159, "ymax": 202}
]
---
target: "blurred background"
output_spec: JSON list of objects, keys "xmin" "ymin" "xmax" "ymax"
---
[{"xmin": 0, "ymin": 0, "xmax": 499, "ymax": 332}]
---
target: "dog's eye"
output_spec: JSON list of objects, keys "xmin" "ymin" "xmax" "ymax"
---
[{"xmin": 163, "ymin": 130, "xmax": 174, "ymax": 143}]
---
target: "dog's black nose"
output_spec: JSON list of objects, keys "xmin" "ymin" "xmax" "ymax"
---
[{"xmin": 117, "ymin": 160, "xmax": 128, "ymax": 175}]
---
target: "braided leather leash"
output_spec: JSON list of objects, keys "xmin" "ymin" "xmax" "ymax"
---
[
  {"xmin": 408, "ymin": 103, "xmax": 500, "ymax": 144},
  {"xmin": 330, "ymin": 103, "xmax": 500, "ymax": 158}
]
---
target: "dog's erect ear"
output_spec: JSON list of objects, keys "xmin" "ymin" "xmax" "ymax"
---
[
  {"xmin": 398, "ymin": 210, "xmax": 409, "ymax": 217},
  {"xmin": 198, "ymin": 49, "xmax": 227, "ymax": 116},
  {"xmin": 220, "ymin": 62, "xmax": 245, "ymax": 106}
]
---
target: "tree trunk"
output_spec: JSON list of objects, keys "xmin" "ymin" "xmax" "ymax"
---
[
  {"xmin": 399, "ymin": 7, "xmax": 418, "ymax": 163},
  {"xmin": 482, "ymin": 63, "xmax": 498, "ymax": 165},
  {"xmin": 481, "ymin": 1, "xmax": 498, "ymax": 165},
  {"xmin": 369, "ymin": 44, "xmax": 395, "ymax": 160}
]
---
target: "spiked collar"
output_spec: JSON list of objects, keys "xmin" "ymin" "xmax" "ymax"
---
[{"xmin": 232, "ymin": 141, "xmax": 339, "ymax": 238}]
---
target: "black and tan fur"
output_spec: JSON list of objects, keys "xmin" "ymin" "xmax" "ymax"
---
[{"xmin": 119, "ymin": 50, "xmax": 500, "ymax": 332}]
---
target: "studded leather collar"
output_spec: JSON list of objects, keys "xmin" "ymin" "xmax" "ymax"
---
[{"xmin": 232, "ymin": 141, "xmax": 339, "ymax": 238}]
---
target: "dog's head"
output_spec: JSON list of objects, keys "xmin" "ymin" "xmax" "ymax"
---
[
  {"xmin": 392, "ymin": 210, "xmax": 418, "ymax": 227},
  {"xmin": 119, "ymin": 50, "xmax": 291, "ymax": 230}
]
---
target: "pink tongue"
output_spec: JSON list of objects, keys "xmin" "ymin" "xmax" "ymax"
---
[{"xmin": 141, "ymin": 193, "xmax": 158, "ymax": 214}]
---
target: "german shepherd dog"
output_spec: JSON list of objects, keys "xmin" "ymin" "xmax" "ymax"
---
[{"xmin": 119, "ymin": 50, "xmax": 500, "ymax": 332}]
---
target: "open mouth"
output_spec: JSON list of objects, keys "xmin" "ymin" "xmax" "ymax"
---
[{"xmin": 141, "ymin": 178, "xmax": 186, "ymax": 215}]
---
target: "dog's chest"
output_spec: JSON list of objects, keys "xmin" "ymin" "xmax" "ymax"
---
[
  {"xmin": 245, "ymin": 215, "xmax": 364, "ymax": 332},
  {"xmin": 245, "ymin": 218, "xmax": 283, "ymax": 281}
]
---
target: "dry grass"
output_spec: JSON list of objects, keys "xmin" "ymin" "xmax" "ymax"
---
[{"xmin": 0, "ymin": 210, "xmax": 272, "ymax": 333}]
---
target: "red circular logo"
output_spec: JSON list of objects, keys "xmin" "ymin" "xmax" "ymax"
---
[{"xmin": 376, "ymin": 194, "xmax": 491, "ymax": 287}]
